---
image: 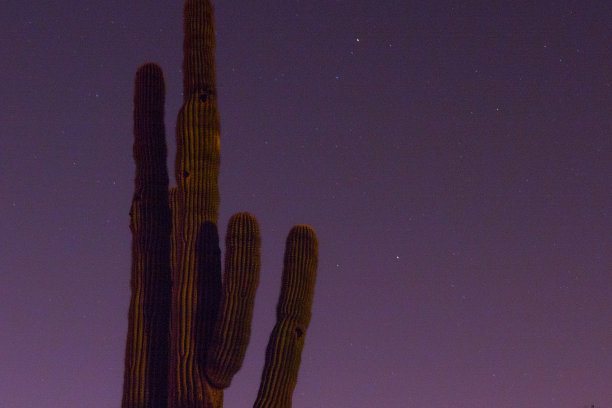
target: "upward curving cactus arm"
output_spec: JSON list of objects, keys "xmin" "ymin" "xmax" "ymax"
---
[
  {"xmin": 122, "ymin": 1, "xmax": 318, "ymax": 407},
  {"xmin": 206, "ymin": 212, "xmax": 261, "ymax": 389},
  {"xmin": 254, "ymin": 226, "xmax": 318, "ymax": 408}
]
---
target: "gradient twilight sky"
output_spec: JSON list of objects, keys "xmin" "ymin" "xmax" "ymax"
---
[{"xmin": 1, "ymin": 0, "xmax": 611, "ymax": 407}]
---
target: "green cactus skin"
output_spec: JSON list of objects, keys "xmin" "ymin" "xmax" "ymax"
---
[
  {"xmin": 254, "ymin": 226, "xmax": 318, "ymax": 408},
  {"xmin": 182, "ymin": 0, "xmax": 216, "ymax": 101},
  {"xmin": 169, "ymin": 96, "xmax": 222, "ymax": 407},
  {"xmin": 205, "ymin": 213, "xmax": 261, "ymax": 389},
  {"xmin": 121, "ymin": 1, "xmax": 318, "ymax": 407},
  {"xmin": 123, "ymin": 63, "xmax": 171, "ymax": 408}
]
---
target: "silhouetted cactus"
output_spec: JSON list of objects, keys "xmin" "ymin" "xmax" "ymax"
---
[
  {"xmin": 123, "ymin": 61, "xmax": 172, "ymax": 408},
  {"xmin": 121, "ymin": 1, "xmax": 318, "ymax": 408}
]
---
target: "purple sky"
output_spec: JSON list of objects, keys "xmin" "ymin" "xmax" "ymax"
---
[{"xmin": 1, "ymin": 1, "xmax": 611, "ymax": 407}]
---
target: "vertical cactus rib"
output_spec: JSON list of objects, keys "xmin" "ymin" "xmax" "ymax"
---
[
  {"xmin": 206, "ymin": 213, "xmax": 261, "ymax": 388},
  {"xmin": 254, "ymin": 226, "xmax": 318, "ymax": 408},
  {"xmin": 123, "ymin": 63, "xmax": 171, "ymax": 408},
  {"xmin": 167, "ymin": 186, "xmax": 182, "ymax": 406}
]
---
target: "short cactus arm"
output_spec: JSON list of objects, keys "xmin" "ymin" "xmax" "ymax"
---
[
  {"xmin": 254, "ymin": 226, "xmax": 318, "ymax": 408},
  {"xmin": 206, "ymin": 212, "xmax": 261, "ymax": 389},
  {"xmin": 122, "ymin": 63, "xmax": 171, "ymax": 408}
]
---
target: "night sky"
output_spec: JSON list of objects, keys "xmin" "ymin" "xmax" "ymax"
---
[{"xmin": 2, "ymin": 1, "xmax": 611, "ymax": 407}]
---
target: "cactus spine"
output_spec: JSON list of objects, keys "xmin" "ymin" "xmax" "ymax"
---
[{"xmin": 122, "ymin": 1, "xmax": 318, "ymax": 408}]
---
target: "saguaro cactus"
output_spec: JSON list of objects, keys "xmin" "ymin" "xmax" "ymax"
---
[{"xmin": 121, "ymin": 1, "xmax": 318, "ymax": 408}]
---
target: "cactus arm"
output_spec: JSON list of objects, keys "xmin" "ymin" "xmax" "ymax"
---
[
  {"xmin": 122, "ymin": 63, "xmax": 171, "ymax": 408},
  {"xmin": 254, "ymin": 226, "xmax": 318, "ymax": 408},
  {"xmin": 206, "ymin": 212, "xmax": 261, "ymax": 389}
]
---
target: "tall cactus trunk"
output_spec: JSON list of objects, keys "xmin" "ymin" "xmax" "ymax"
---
[{"xmin": 168, "ymin": 1, "xmax": 222, "ymax": 406}]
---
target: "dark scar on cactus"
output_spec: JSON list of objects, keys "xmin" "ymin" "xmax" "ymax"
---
[{"xmin": 121, "ymin": 1, "xmax": 319, "ymax": 408}]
